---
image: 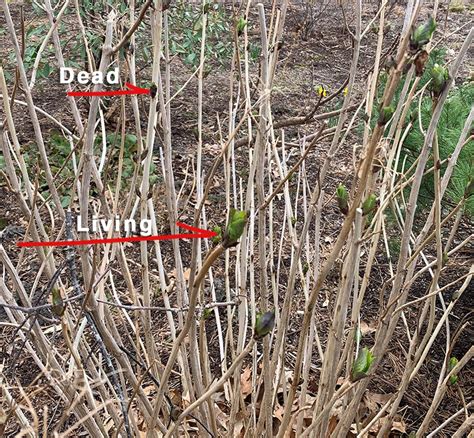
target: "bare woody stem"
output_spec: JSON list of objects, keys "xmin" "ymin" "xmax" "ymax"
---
[{"xmin": 148, "ymin": 243, "xmax": 226, "ymax": 426}]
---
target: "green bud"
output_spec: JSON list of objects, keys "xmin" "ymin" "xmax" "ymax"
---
[
  {"xmin": 410, "ymin": 15, "xmax": 436, "ymax": 51},
  {"xmin": 449, "ymin": 374, "xmax": 458, "ymax": 385},
  {"xmin": 430, "ymin": 63, "xmax": 449, "ymax": 96},
  {"xmin": 448, "ymin": 357, "xmax": 458, "ymax": 385},
  {"xmin": 254, "ymin": 311, "xmax": 275, "ymax": 339},
  {"xmin": 378, "ymin": 105, "xmax": 394, "ymax": 125},
  {"xmin": 51, "ymin": 288, "xmax": 65, "ymax": 317},
  {"xmin": 361, "ymin": 194, "xmax": 377, "ymax": 216},
  {"xmin": 211, "ymin": 225, "xmax": 222, "ymax": 244},
  {"xmin": 442, "ymin": 252, "xmax": 449, "ymax": 266},
  {"xmin": 237, "ymin": 17, "xmax": 247, "ymax": 36},
  {"xmin": 351, "ymin": 347, "xmax": 375, "ymax": 382},
  {"xmin": 202, "ymin": 308, "xmax": 213, "ymax": 320},
  {"xmin": 336, "ymin": 184, "xmax": 349, "ymax": 215},
  {"xmin": 223, "ymin": 209, "xmax": 248, "ymax": 248}
]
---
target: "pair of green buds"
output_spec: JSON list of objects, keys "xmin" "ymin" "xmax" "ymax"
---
[
  {"xmin": 336, "ymin": 185, "xmax": 378, "ymax": 217},
  {"xmin": 380, "ymin": 64, "xmax": 448, "ymax": 115},
  {"xmin": 448, "ymin": 357, "xmax": 459, "ymax": 385},
  {"xmin": 409, "ymin": 16, "xmax": 449, "ymax": 95},
  {"xmin": 212, "ymin": 209, "xmax": 249, "ymax": 248},
  {"xmin": 350, "ymin": 350, "xmax": 458, "ymax": 384}
]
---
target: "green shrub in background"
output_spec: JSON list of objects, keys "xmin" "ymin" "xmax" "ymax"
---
[
  {"xmin": 375, "ymin": 49, "xmax": 473, "ymax": 217},
  {"xmin": 403, "ymin": 81, "xmax": 473, "ymax": 215},
  {"xmin": 3, "ymin": 0, "xmax": 256, "ymax": 82},
  {"xmin": 168, "ymin": 1, "xmax": 233, "ymax": 70},
  {"xmin": 168, "ymin": 1, "xmax": 260, "ymax": 71},
  {"xmin": 2, "ymin": 131, "xmax": 157, "ymax": 208}
]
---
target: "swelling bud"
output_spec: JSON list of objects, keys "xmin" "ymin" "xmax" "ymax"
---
[
  {"xmin": 51, "ymin": 288, "xmax": 65, "ymax": 317},
  {"xmin": 361, "ymin": 194, "xmax": 377, "ymax": 216},
  {"xmin": 351, "ymin": 347, "xmax": 375, "ymax": 382},
  {"xmin": 223, "ymin": 209, "xmax": 248, "ymax": 248},
  {"xmin": 429, "ymin": 63, "xmax": 449, "ymax": 97},
  {"xmin": 336, "ymin": 184, "xmax": 349, "ymax": 215},
  {"xmin": 448, "ymin": 357, "xmax": 459, "ymax": 385},
  {"xmin": 254, "ymin": 311, "xmax": 275, "ymax": 339},
  {"xmin": 410, "ymin": 15, "xmax": 436, "ymax": 52}
]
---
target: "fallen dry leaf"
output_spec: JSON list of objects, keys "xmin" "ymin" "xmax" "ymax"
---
[
  {"xmin": 392, "ymin": 419, "xmax": 407, "ymax": 433},
  {"xmin": 274, "ymin": 404, "xmax": 285, "ymax": 421},
  {"xmin": 363, "ymin": 391, "xmax": 392, "ymax": 413},
  {"xmin": 240, "ymin": 366, "xmax": 252, "ymax": 397},
  {"xmin": 360, "ymin": 320, "xmax": 377, "ymax": 335},
  {"xmin": 183, "ymin": 268, "xmax": 191, "ymax": 281}
]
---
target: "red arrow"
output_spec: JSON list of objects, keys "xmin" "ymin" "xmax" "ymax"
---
[
  {"xmin": 17, "ymin": 222, "xmax": 217, "ymax": 248},
  {"xmin": 67, "ymin": 82, "xmax": 150, "ymax": 97}
]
